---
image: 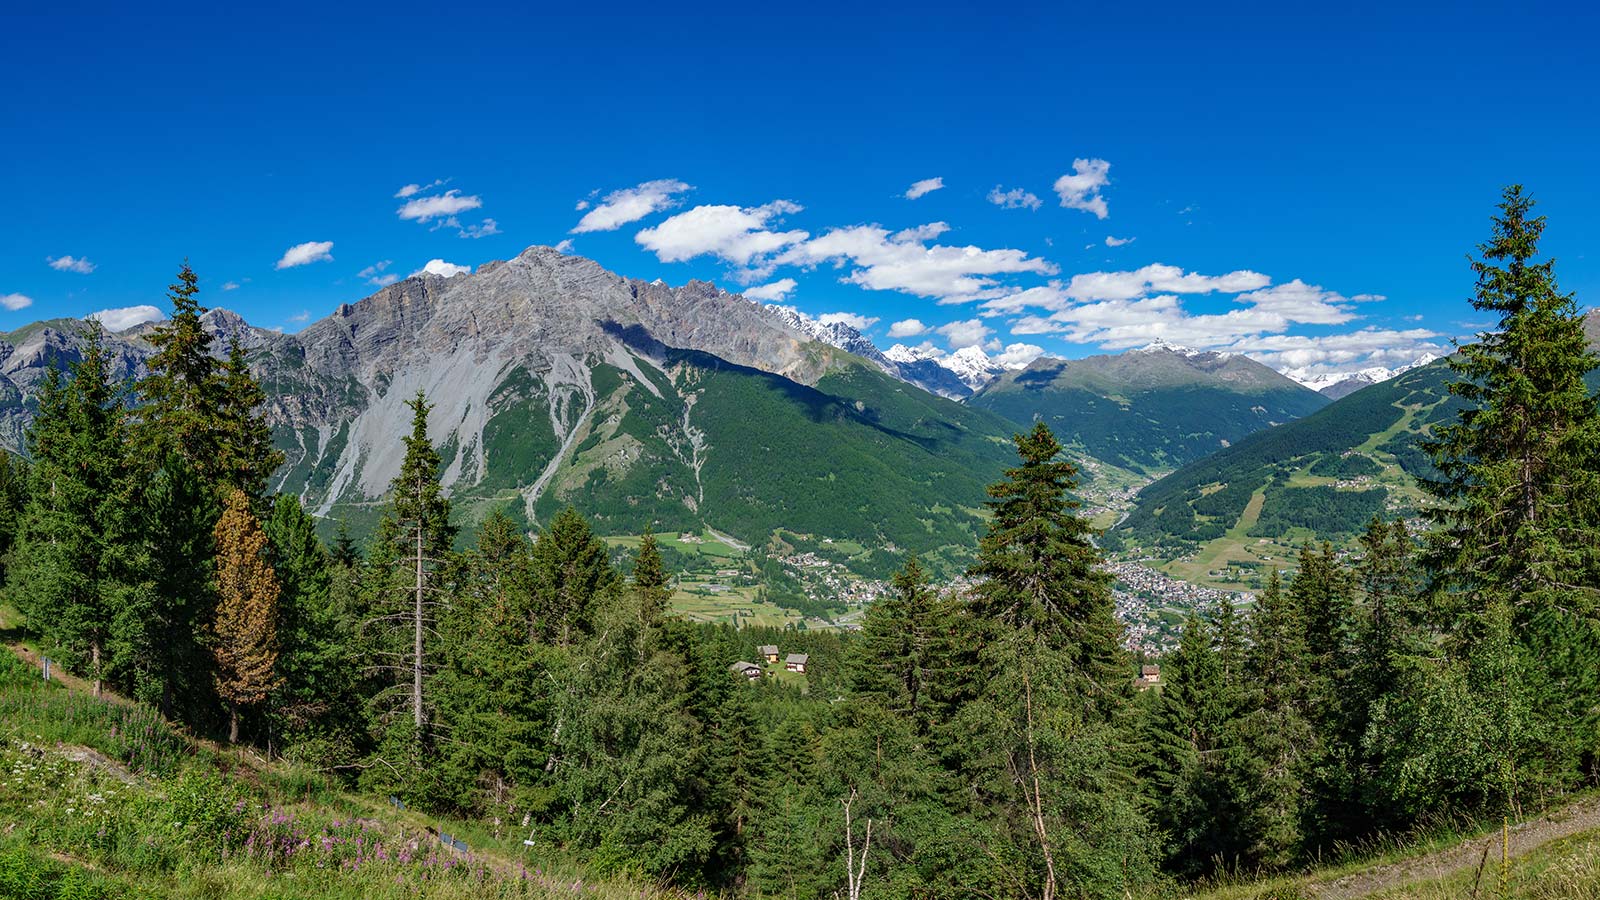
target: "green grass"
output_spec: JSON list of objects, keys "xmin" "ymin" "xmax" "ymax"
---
[{"xmin": 0, "ymin": 667, "xmax": 674, "ymax": 900}]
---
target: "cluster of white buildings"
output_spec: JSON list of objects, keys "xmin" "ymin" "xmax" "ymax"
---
[{"xmin": 772, "ymin": 551, "xmax": 892, "ymax": 606}]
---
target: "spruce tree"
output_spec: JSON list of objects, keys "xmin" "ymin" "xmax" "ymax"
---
[
  {"xmin": 1142, "ymin": 613, "xmax": 1249, "ymax": 876},
  {"xmin": 531, "ymin": 506, "xmax": 618, "ymax": 646},
  {"xmin": 215, "ymin": 336, "xmax": 284, "ymax": 499},
  {"xmin": 632, "ymin": 529, "xmax": 672, "ymax": 624},
  {"xmin": 379, "ymin": 391, "xmax": 456, "ymax": 732},
  {"xmin": 967, "ymin": 422, "xmax": 1125, "ymax": 698},
  {"xmin": 1420, "ymin": 185, "xmax": 1600, "ymax": 801},
  {"xmin": 263, "ymin": 494, "xmax": 353, "ymax": 757},
  {"xmin": 0, "ymin": 453, "xmax": 28, "ymax": 580},
  {"xmin": 1238, "ymin": 569, "xmax": 1312, "ymax": 868},
  {"xmin": 11, "ymin": 322, "xmax": 129, "ymax": 696},
  {"xmin": 137, "ymin": 263, "xmax": 225, "ymax": 484},
  {"xmin": 849, "ymin": 554, "xmax": 945, "ymax": 734},
  {"xmin": 955, "ymin": 423, "xmax": 1153, "ymax": 899},
  {"xmin": 212, "ymin": 488, "xmax": 282, "ymax": 743}
]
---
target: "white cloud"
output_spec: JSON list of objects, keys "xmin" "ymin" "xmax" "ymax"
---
[
  {"xmin": 1231, "ymin": 280, "xmax": 1357, "ymax": 326},
  {"xmin": 222, "ymin": 281, "xmax": 240, "ymax": 291},
  {"xmin": 1054, "ymin": 158, "xmax": 1111, "ymax": 219},
  {"xmin": 88, "ymin": 304, "xmax": 163, "ymax": 331},
  {"xmin": 998, "ymin": 278, "xmax": 1371, "ymax": 353},
  {"xmin": 574, "ymin": 200, "xmax": 590, "ymax": 211},
  {"xmin": 359, "ymin": 260, "xmax": 398, "ymax": 287},
  {"xmin": 1104, "ymin": 235, "xmax": 1135, "ymax": 247},
  {"xmin": 394, "ymin": 179, "xmax": 444, "ymax": 199},
  {"xmin": 458, "ymin": 218, "xmax": 500, "ymax": 239},
  {"xmin": 1039, "ymin": 263, "xmax": 1270, "ymax": 304},
  {"xmin": 276, "ymin": 240, "xmax": 334, "ymax": 270},
  {"xmin": 938, "ymin": 318, "xmax": 991, "ymax": 349},
  {"xmin": 994, "ymin": 342, "xmax": 1045, "ymax": 369},
  {"xmin": 411, "ymin": 259, "xmax": 472, "ymax": 278},
  {"xmin": 636, "ymin": 200, "xmax": 808, "ymax": 275},
  {"xmin": 777, "ymin": 224, "xmax": 1056, "ymax": 302},
  {"xmin": 287, "ymin": 310, "xmax": 311, "ymax": 323},
  {"xmin": 888, "ymin": 318, "xmax": 930, "ymax": 338},
  {"xmin": 743, "ymin": 278, "xmax": 798, "ymax": 301},
  {"xmin": 891, "ymin": 222, "xmax": 951, "ymax": 243},
  {"xmin": 572, "ymin": 179, "xmax": 693, "ymax": 233},
  {"xmin": 397, "ymin": 189, "xmax": 482, "ymax": 223},
  {"xmin": 1238, "ymin": 328, "xmax": 1444, "ymax": 379},
  {"xmin": 1, "ymin": 293, "xmax": 34, "ymax": 311},
  {"xmin": 48, "ymin": 255, "xmax": 96, "ymax": 274},
  {"xmin": 818, "ymin": 311, "xmax": 879, "ymax": 330},
  {"xmin": 554, "ymin": 239, "xmax": 575, "ymax": 253},
  {"xmin": 905, "ymin": 177, "xmax": 944, "ymax": 200},
  {"xmin": 986, "ymin": 186, "xmax": 1042, "ymax": 211}
]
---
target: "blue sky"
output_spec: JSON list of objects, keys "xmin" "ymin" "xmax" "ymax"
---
[{"xmin": 4, "ymin": 0, "xmax": 1597, "ymax": 379}]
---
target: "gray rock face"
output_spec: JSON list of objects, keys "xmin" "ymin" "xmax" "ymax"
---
[{"xmin": 0, "ymin": 246, "xmax": 891, "ymax": 519}]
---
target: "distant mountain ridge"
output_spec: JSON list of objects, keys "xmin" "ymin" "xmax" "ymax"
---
[
  {"xmin": 1112, "ymin": 312, "xmax": 1600, "ymax": 560},
  {"xmin": 0, "ymin": 247, "xmax": 1022, "ymax": 568},
  {"xmin": 968, "ymin": 341, "xmax": 1330, "ymax": 472},
  {"xmin": 1291, "ymin": 353, "xmax": 1441, "ymax": 400}
]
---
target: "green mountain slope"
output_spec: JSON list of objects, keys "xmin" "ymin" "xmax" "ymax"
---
[
  {"xmin": 332, "ymin": 350, "xmax": 1020, "ymax": 575},
  {"xmin": 1112, "ymin": 329, "xmax": 1600, "ymax": 572},
  {"xmin": 969, "ymin": 343, "xmax": 1329, "ymax": 472}
]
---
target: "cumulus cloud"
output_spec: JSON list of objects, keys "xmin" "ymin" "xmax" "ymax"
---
[
  {"xmin": 397, "ymin": 189, "xmax": 482, "ymax": 222},
  {"xmin": 276, "ymin": 240, "xmax": 334, "ymax": 270},
  {"xmin": 411, "ymin": 259, "xmax": 472, "ymax": 278},
  {"xmin": 394, "ymin": 179, "xmax": 444, "ymax": 198},
  {"xmin": 359, "ymin": 260, "xmax": 397, "ymax": 287},
  {"xmin": 1054, "ymin": 158, "xmax": 1111, "ymax": 219},
  {"xmin": 574, "ymin": 200, "xmax": 590, "ymax": 211},
  {"xmin": 994, "ymin": 342, "xmax": 1046, "ymax": 369},
  {"xmin": 986, "ymin": 186, "xmax": 1042, "ymax": 211},
  {"xmin": 743, "ymin": 278, "xmax": 797, "ymax": 301},
  {"xmin": 888, "ymin": 318, "xmax": 930, "ymax": 338},
  {"xmin": 938, "ymin": 318, "xmax": 992, "ymax": 349},
  {"xmin": 905, "ymin": 177, "xmax": 944, "ymax": 200},
  {"xmin": 458, "ymin": 218, "xmax": 500, "ymax": 239},
  {"xmin": 777, "ymin": 224, "xmax": 1056, "ymax": 302},
  {"xmin": 1027, "ymin": 263, "xmax": 1271, "ymax": 304},
  {"xmin": 1, "ymin": 293, "xmax": 34, "ymax": 311},
  {"xmin": 1104, "ymin": 235, "xmax": 1135, "ymax": 247},
  {"xmin": 819, "ymin": 311, "xmax": 879, "ymax": 330},
  {"xmin": 221, "ymin": 281, "xmax": 241, "ymax": 291},
  {"xmin": 1238, "ymin": 328, "xmax": 1445, "ymax": 381},
  {"xmin": 573, "ymin": 179, "xmax": 693, "ymax": 233},
  {"xmin": 636, "ymin": 200, "xmax": 808, "ymax": 275},
  {"xmin": 48, "ymin": 255, "xmax": 96, "ymax": 274},
  {"xmin": 88, "ymin": 304, "xmax": 163, "ymax": 331},
  {"xmin": 994, "ymin": 272, "xmax": 1384, "ymax": 360},
  {"xmin": 554, "ymin": 239, "xmax": 575, "ymax": 253}
]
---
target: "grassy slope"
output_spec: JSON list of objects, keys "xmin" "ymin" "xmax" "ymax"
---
[
  {"xmin": 1110, "ymin": 359, "xmax": 1464, "ymax": 582},
  {"xmin": 0, "ymin": 647, "xmax": 670, "ymax": 900}
]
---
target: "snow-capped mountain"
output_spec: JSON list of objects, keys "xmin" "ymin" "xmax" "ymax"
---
[
  {"xmin": 1133, "ymin": 338, "xmax": 1235, "ymax": 360},
  {"xmin": 765, "ymin": 305, "xmax": 972, "ymax": 398},
  {"xmin": 1291, "ymin": 354, "xmax": 1440, "ymax": 400},
  {"xmin": 939, "ymin": 346, "xmax": 1008, "ymax": 391},
  {"xmin": 764, "ymin": 305, "xmax": 884, "ymax": 362}
]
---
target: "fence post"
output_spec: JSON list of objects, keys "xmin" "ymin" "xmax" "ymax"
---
[{"xmin": 41, "ymin": 656, "xmax": 50, "ymax": 682}]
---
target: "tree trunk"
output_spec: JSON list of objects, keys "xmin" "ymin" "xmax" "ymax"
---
[
  {"xmin": 91, "ymin": 640, "xmax": 101, "ymax": 698},
  {"xmin": 228, "ymin": 701, "xmax": 240, "ymax": 744}
]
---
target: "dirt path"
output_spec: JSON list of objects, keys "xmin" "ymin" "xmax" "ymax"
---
[
  {"xmin": 1307, "ymin": 795, "xmax": 1600, "ymax": 899},
  {"xmin": 6, "ymin": 641, "xmax": 130, "ymax": 703}
]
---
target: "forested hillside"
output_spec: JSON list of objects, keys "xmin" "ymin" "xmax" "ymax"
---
[
  {"xmin": 970, "ymin": 342, "xmax": 1329, "ymax": 472},
  {"xmin": 3, "ymin": 187, "xmax": 1599, "ymax": 900}
]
